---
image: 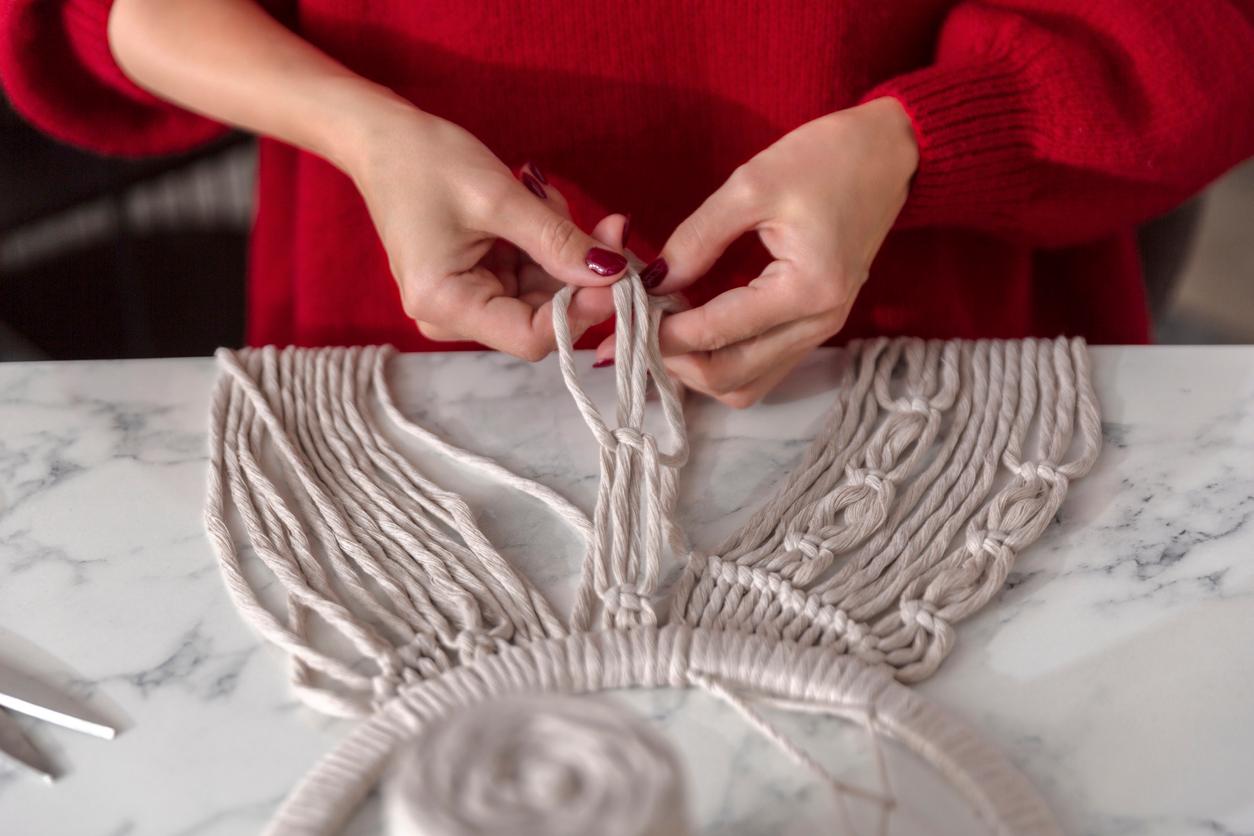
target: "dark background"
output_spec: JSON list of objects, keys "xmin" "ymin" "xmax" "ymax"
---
[
  {"xmin": 1, "ymin": 93, "xmax": 1251, "ymax": 362},
  {"xmin": 0, "ymin": 95, "xmax": 250, "ymax": 361}
]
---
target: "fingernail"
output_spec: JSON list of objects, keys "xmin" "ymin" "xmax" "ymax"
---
[
  {"xmin": 526, "ymin": 160, "xmax": 547, "ymax": 184},
  {"xmin": 585, "ymin": 247, "xmax": 627, "ymax": 277},
  {"xmin": 593, "ymin": 358, "xmax": 615, "ymax": 369},
  {"xmin": 640, "ymin": 257, "xmax": 668, "ymax": 289},
  {"xmin": 621, "ymin": 213, "xmax": 632, "ymax": 249},
  {"xmin": 522, "ymin": 172, "xmax": 547, "ymax": 200}
]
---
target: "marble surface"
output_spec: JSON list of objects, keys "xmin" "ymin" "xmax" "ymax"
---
[{"xmin": 0, "ymin": 346, "xmax": 1252, "ymax": 835}]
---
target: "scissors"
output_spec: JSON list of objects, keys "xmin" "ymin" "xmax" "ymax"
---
[{"xmin": 0, "ymin": 657, "xmax": 116, "ymax": 782}]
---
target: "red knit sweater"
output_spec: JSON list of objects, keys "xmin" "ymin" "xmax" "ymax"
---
[{"xmin": 4, "ymin": 1, "xmax": 1253, "ymax": 351}]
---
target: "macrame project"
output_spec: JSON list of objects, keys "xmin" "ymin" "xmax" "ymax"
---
[{"xmin": 204, "ymin": 270, "xmax": 1101, "ymax": 835}]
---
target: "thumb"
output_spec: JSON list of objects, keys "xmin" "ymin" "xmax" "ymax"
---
[
  {"xmin": 487, "ymin": 181, "xmax": 628, "ymax": 287},
  {"xmin": 562, "ymin": 212, "xmax": 629, "ymax": 340},
  {"xmin": 649, "ymin": 173, "xmax": 759, "ymax": 295}
]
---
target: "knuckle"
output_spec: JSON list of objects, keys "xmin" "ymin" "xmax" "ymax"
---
[
  {"xmin": 672, "ymin": 215, "xmax": 709, "ymax": 262},
  {"xmin": 516, "ymin": 340, "xmax": 550, "ymax": 363},
  {"xmin": 463, "ymin": 175, "xmax": 515, "ymax": 225},
  {"xmin": 684, "ymin": 361, "xmax": 713, "ymax": 391},
  {"xmin": 519, "ymin": 343, "xmax": 549, "ymax": 363},
  {"xmin": 416, "ymin": 321, "xmax": 452, "ymax": 342},
  {"xmin": 697, "ymin": 362, "xmax": 734, "ymax": 395},
  {"xmin": 696, "ymin": 322, "xmax": 731, "ymax": 352},
  {"xmin": 399, "ymin": 282, "xmax": 426, "ymax": 321},
  {"xmin": 541, "ymin": 215, "xmax": 580, "ymax": 260},
  {"xmin": 720, "ymin": 389, "xmax": 761, "ymax": 410},
  {"xmin": 726, "ymin": 162, "xmax": 766, "ymax": 207}
]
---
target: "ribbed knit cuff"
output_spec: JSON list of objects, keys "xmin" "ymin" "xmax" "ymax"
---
[
  {"xmin": 0, "ymin": 0, "xmax": 224, "ymax": 156},
  {"xmin": 862, "ymin": 59, "xmax": 1039, "ymax": 231}
]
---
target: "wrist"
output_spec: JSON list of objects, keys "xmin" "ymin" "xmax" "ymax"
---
[
  {"xmin": 858, "ymin": 96, "xmax": 920, "ymax": 185},
  {"xmin": 305, "ymin": 77, "xmax": 425, "ymax": 176}
]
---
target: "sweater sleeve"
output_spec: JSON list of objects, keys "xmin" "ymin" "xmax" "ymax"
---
[
  {"xmin": 0, "ymin": 0, "xmax": 289, "ymax": 158},
  {"xmin": 863, "ymin": 0, "xmax": 1254, "ymax": 247}
]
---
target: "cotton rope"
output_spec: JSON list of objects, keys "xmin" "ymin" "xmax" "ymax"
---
[
  {"xmin": 203, "ymin": 266, "xmax": 1101, "ymax": 835},
  {"xmin": 384, "ymin": 694, "xmax": 690, "ymax": 836}
]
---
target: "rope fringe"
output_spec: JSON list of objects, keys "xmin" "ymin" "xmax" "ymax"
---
[
  {"xmin": 203, "ymin": 269, "xmax": 1097, "ymax": 835},
  {"xmin": 206, "ymin": 273, "xmax": 1099, "ymax": 706}
]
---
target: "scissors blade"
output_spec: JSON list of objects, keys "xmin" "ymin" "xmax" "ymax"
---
[
  {"xmin": 0, "ymin": 660, "xmax": 115, "ymax": 740},
  {"xmin": 0, "ymin": 709, "xmax": 57, "ymax": 782}
]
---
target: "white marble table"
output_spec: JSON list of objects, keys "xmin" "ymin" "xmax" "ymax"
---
[{"xmin": 0, "ymin": 346, "xmax": 1252, "ymax": 836}]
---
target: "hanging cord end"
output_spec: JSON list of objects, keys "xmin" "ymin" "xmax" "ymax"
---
[{"xmin": 554, "ymin": 268, "xmax": 691, "ymax": 630}]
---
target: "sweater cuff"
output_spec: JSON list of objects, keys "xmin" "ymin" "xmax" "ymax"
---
[
  {"xmin": 0, "ymin": 0, "xmax": 225, "ymax": 157},
  {"xmin": 862, "ymin": 59, "xmax": 1039, "ymax": 230}
]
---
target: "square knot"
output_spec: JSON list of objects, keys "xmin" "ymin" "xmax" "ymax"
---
[
  {"xmin": 396, "ymin": 637, "xmax": 443, "ymax": 677},
  {"xmin": 826, "ymin": 607, "xmax": 852, "ymax": 631},
  {"xmin": 1014, "ymin": 461, "xmax": 1065, "ymax": 485},
  {"xmin": 824, "ymin": 608, "xmax": 879, "ymax": 653},
  {"xmin": 603, "ymin": 583, "xmax": 647, "ymax": 613},
  {"xmin": 965, "ymin": 528, "xmax": 1012, "ymax": 558},
  {"xmin": 844, "ymin": 466, "xmax": 889, "ymax": 494},
  {"xmin": 783, "ymin": 531, "xmax": 833, "ymax": 562},
  {"xmin": 899, "ymin": 599, "xmax": 944, "ymax": 633},
  {"xmin": 610, "ymin": 426, "xmax": 648, "ymax": 452},
  {"xmin": 894, "ymin": 396, "xmax": 934, "ymax": 416}
]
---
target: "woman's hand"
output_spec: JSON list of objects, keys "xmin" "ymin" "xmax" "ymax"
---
[
  {"xmin": 109, "ymin": 0, "xmax": 625, "ymax": 361},
  {"xmin": 597, "ymin": 97, "xmax": 918, "ymax": 406},
  {"xmin": 344, "ymin": 105, "xmax": 627, "ymax": 359}
]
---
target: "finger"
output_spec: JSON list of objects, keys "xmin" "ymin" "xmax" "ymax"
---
[
  {"xmin": 517, "ymin": 213, "xmax": 624, "ymax": 328},
  {"xmin": 594, "ymin": 332, "xmax": 616, "ymax": 366},
  {"xmin": 649, "ymin": 169, "xmax": 764, "ymax": 295},
  {"xmin": 485, "ymin": 181, "xmax": 628, "ymax": 288},
  {"xmin": 718, "ymin": 349, "xmax": 811, "ymax": 409},
  {"xmin": 514, "ymin": 261, "xmax": 616, "ymax": 330},
  {"xmin": 593, "ymin": 213, "xmax": 629, "ymax": 252},
  {"xmin": 665, "ymin": 343, "xmax": 804, "ymax": 408},
  {"xmin": 514, "ymin": 214, "xmax": 627, "ymax": 303},
  {"xmin": 409, "ymin": 266, "xmax": 548, "ymax": 360},
  {"xmin": 561, "ymin": 215, "xmax": 626, "ymax": 339},
  {"xmin": 483, "ymin": 238, "xmax": 522, "ymax": 298},
  {"xmin": 518, "ymin": 161, "xmax": 573, "ymax": 219},
  {"xmin": 421, "ymin": 240, "xmax": 523, "ymax": 345},
  {"xmin": 416, "ymin": 320, "xmax": 462, "ymax": 342},
  {"xmin": 565, "ymin": 286, "xmax": 616, "ymax": 342},
  {"xmin": 657, "ymin": 268, "xmax": 809, "ymax": 355},
  {"xmin": 664, "ymin": 310, "xmax": 842, "ymax": 398},
  {"xmin": 511, "ymin": 173, "xmax": 577, "ymax": 302},
  {"xmin": 425, "ymin": 266, "xmax": 622, "ymax": 361}
]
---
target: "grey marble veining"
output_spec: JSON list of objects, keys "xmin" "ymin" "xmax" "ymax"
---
[{"xmin": 0, "ymin": 346, "xmax": 1252, "ymax": 835}]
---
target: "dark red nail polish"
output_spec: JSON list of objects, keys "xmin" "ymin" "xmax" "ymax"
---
[
  {"xmin": 527, "ymin": 160, "xmax": 548, "ymax": 184},
  {"xmin": 593, "ymin": 358, "xmax": 615, "ymax": 369},
  {"xmin": 640, "ymin": 257, "xmax": 668, "ymax": 289},
  {"xmin": 585, "ymin": 247, "xmax": 627, "ymax": 277},
  {"xmin": 621, "ymin": 213, "xmax": 632, "ymax": 249},
  {"xmin": 522, "ymin": 172, "xmax": 547, "ymax": 200}
]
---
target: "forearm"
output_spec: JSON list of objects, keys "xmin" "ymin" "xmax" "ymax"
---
[
  {"xmin": 866, "ymin": 0, "xmax": 1254, "ymax": 246},
  {"xmin": 107, "ymin": 0, "xmax": 410, "ymax": 172}
]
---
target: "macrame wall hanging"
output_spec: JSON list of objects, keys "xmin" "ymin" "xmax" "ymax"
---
[{"xmin": 204, "ymin": 269, "xmax": 1101, "ymax": 836}]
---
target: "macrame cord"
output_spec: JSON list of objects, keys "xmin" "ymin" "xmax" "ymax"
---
[{"xmin": 204, "ymin": 266, "xmax": 1101, "ymax": 835}]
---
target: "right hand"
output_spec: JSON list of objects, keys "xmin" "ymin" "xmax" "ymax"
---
[{"xmin": 342, "ymin": 105, "xmax": 627, "ymax": 360}]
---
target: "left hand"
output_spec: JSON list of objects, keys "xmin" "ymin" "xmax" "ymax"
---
[{"xmin": 596, "ymin": 97, "xmax": 918, "ymax": 407}]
